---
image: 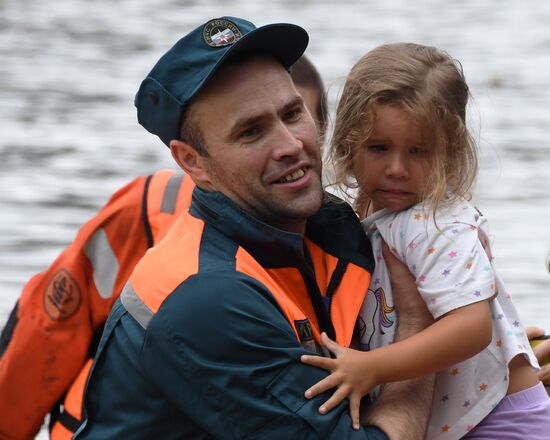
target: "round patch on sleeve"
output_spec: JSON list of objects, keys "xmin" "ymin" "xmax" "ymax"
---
[
  {"xmin": 202, "ymin": 18, "xmax": 242, "ymax": 47},
  {"xmin": 44, "ymin": 269, "xmax": 82, "ymax": 320}
]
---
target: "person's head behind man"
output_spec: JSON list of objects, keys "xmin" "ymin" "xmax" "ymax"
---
[
  {"xmin": 291, "ymin": 55, "xmax": 328, "ymax": 142},
  {"xmin": 135, "ymin": 17, "xmax": 323, "ymax": 234}
]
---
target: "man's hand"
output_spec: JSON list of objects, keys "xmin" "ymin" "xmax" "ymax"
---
[
  {"xmin": 526, "ymin": 326, "xmax": 550, "ymax": 393},
  {"xmin": 526, "ymin": 326, "xmax": 545, "ymax": 340},
  {"xmin": 383, "ymin": 243, "xmax": 433, "ymax": 340},
  {"xmin": 362, "ymin": 243, "xmax": 434, "ymax": 439}
]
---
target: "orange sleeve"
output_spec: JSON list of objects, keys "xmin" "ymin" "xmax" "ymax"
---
[{"xmin": 0, "ymin": 174, "xmax": 152, "ymax": 440}]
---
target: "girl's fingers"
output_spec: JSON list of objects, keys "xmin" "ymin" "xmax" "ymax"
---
[
  {"xmin": 318, "ymin": 386, "xmax": 350, "ymax": 414},
  {"xmin": 320, "ymin": 332, "xmax": 343, "ymax": 356},
  {"xmin": 349, "ymin": 394, "xmax": 361, "ymax": 430},
  {"xmin": 304, "ymin": 374, "xmax": 339, "ymax": 399},
  {"xmin": 301, "ymin": 354, "xmax": 336, "ymax": 371}
]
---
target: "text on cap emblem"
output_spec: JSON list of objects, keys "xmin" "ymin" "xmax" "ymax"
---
[{"xmin": 203, "ymin": 18, "xmax": 242, "ymax": 47}]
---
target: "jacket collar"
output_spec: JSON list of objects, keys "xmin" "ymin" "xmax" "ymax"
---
[{"xmin": 190, "ymin": 187, "xmax": 374, "ymax": 271}]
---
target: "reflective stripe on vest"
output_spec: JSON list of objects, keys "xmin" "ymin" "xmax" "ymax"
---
[
  {"xmin": 84, "ymin": 228, "xmax": 119, "ymax": 299},
  {"xmin": 147, "ymin": 170, "xmax": 195, "ymax": 244},
  {"xmin": 120, "ymin": 282, "xmax": 154, "ymax": 329},
  {"xmin": 160, "ymin": 173, "xmax": 184, "ymax": 214}
]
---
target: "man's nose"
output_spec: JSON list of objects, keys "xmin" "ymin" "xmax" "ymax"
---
[{"xmin": 271, "ymin": 123, "xmax": 303, "ymax": 160}]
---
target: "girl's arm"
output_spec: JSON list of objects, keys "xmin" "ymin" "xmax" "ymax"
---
[{"xmin": 301, "ymin": 298, "xmax": 493, "ymax": 429}]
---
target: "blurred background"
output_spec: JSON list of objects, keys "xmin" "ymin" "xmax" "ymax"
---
[{"xmin": 0, "ymin": 2, "xmax": 549, "ymax": 434}]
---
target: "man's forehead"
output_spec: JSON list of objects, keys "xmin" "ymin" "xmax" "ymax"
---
[
  {"xmin": 231, "ymin": 94, "xmax": 304, "ymax": 128},
  {"xmin": 194, "ymin": 55, "xmax": 297, "ymax": 108},
  {"xmin": 210, "ymin": 54, "xmax": 289, "ymax": 88},
  {"xmin": 190, "ymin": 62, "xmax": 302, "ymax": 140}
]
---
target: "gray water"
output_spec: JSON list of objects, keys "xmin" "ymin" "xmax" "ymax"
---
[{"xmin": 1, "ymin": 1, "xmax": 550, "ymax": 436}]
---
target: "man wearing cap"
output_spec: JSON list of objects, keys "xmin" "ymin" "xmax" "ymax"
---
[{"xmin": 74, "ymin": 17, "xmax": 433, "ymax": 439}]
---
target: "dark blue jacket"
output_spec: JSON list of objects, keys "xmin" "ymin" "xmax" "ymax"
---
[{"xmin": 74, "ymin": 188, "xmax": 386, "ymax": 439}]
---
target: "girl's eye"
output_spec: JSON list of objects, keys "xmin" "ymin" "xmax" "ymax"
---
[
  {"xmin": 367, "ymin": 144, "xmax": 387, "ymax": 152},
  {"xmin": 410, "ymin": 146, "xmax": 426, "ymax": 155}
]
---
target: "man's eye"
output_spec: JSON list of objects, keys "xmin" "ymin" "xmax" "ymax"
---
[
  {"xmin": 285, "ymin": 108, "xmax": 302, "ymax": 122},
  {"xmin": 240, "ymin": 127, "xmax": 260, "ymax": 139}
]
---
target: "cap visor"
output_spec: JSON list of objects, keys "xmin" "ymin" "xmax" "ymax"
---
[{"xmin": 223, "ymin": 23, "xmax": 309, "ymax": 69}]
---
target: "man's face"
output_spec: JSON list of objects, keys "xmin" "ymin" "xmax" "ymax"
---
[{"xmin": 192, "ymin": 55, "xmax": 323, "ymax": 234}]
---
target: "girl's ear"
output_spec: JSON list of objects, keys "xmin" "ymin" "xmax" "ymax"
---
[{"xmin": 169, "ymin": 139, "xmax": 212, "ymax": 188}]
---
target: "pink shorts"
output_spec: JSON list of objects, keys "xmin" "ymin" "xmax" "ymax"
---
[{"xmin": 463, "ymin": 382, "xmax": 550, "ymax": 439}]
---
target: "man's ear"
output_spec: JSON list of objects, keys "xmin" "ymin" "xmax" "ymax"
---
[{"xmin": 170, "ymin": 139, "xmax": 212, "ymax": 187}]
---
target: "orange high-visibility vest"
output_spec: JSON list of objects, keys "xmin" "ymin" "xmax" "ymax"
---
[
  {"xmin": 0, "ymin": 170, "xmax": 193, "ymax": 440},
  {"xmin": 129, "ymin": 200, "xmax": 371, "ymax": 350},
  {"xmin": 75, "ymin": 189, "xmax": 374, "ymax": 438}
]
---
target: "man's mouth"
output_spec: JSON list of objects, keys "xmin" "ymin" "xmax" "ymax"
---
[{"xmin": 278, "ymin": 167, "xmax": 306, "ymax": 183}]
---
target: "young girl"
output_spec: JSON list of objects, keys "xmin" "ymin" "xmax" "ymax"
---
[{"xmin": 302, "ymin": 43, "xmax": 550, "ymax": 439}]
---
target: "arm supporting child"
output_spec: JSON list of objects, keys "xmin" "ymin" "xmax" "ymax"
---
[
  {"xmin": 360, "ymin": 244, "xmax": 435, "ymax": 439},
  {"xmin": 302, "ymin": 247, "xmax": 493, "ymax": 429},
  {"xmin": 526, "ymin": 326, "xmax": 550, "ymax": 392}
]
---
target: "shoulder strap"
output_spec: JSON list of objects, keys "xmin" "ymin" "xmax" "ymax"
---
[{"xmin": 141, "ymin": 174, "xmax": 155, "ymax": 248}]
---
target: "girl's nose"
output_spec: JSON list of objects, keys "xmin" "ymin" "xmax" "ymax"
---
[{"xmin": 385, "ymin": 155, "xmax": 409, "ymax": 179}]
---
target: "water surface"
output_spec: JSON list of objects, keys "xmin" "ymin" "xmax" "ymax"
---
[{"xmin": 1, "ymin": 1, "xmax": 549, "ymax": 435}]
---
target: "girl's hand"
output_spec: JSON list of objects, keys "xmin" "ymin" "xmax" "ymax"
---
[{"xmin": 301, "ymin": 332, "xmax": 378, "ymax": 430}]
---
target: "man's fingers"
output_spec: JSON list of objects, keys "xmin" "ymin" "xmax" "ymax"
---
[
  {"xmin": 525, "ymin": 326, "xmax": 546, "ymax": 340},
  {"xmin": 534, "ymin": 339, "xmax": 550, "ymax": 362},
  {"xmin": 381, "ymin": 243, "xmax": 399, "ymax": 268},
  {"xmin": 381, "ymin": 241, "xmax": 432, "ymax": 331},
  {"xmin": 381, "ymin": 242, "xmax": 414, "ymax": 284},
  {"xmin": 538, "ymin": 365, "xmax": 550, "ymax": 383}
]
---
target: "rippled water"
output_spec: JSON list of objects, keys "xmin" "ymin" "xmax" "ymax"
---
[{"xmin": 1, "ymin": 1, "xmax": 550, "ymax": 436}]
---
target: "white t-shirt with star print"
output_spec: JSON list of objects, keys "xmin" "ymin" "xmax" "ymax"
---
[{"xmin": 359, "ymin": 199, "xmax": 539, "ymax": 440}]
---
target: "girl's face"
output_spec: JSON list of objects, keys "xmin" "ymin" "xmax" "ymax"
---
[{"xmin": 353, "ymin": 105, "xmax": 430, "ymax": 213}]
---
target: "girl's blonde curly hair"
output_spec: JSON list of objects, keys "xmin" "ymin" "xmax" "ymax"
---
[{"xmin": 329, "ymin": 42, "xmax": 478, "ymax": 215}]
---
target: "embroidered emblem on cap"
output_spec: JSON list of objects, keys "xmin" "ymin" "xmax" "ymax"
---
[{"xmin": 203, "ymin": 19, "xmax": 242, "ymax": 47}]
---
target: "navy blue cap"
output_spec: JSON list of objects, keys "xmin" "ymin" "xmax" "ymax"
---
[{"xmin": 135, "ymin": 17, "xmax": 309, "ymax": 147}]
